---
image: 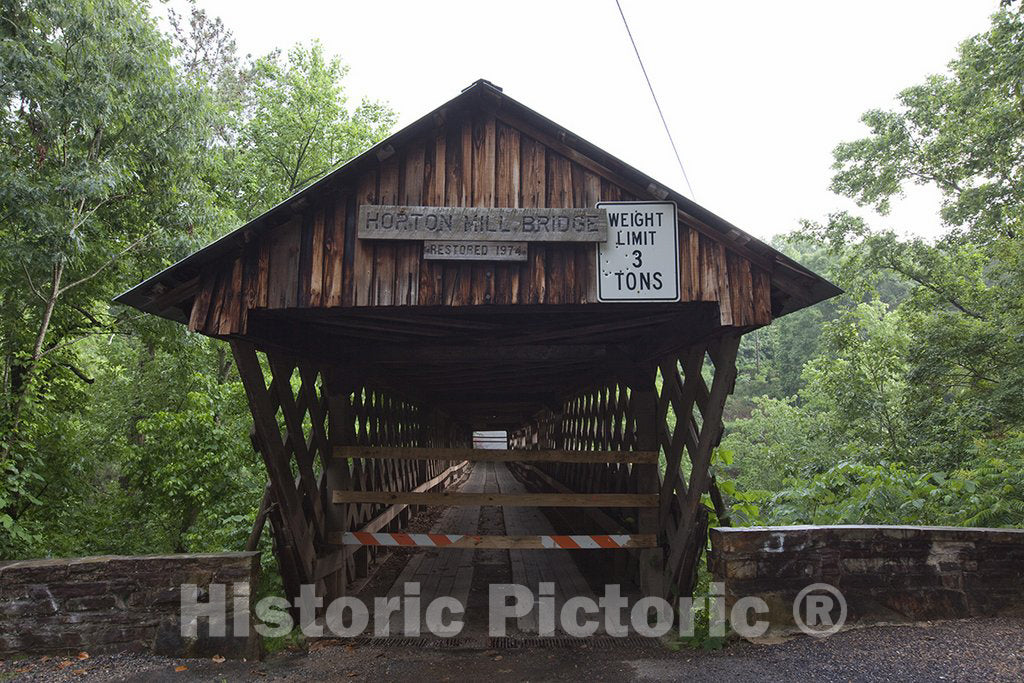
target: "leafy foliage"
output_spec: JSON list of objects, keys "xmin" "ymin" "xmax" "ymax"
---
[
  {"xmin": 228, "ymin": 40, "xmax": 395, "ymax": 220},
  {"xmin": 0, "ymin": 0, "xmax": 393, "ymax": 558},
  {"xmin": 722, "ymin": 6, "xmax": 1024, "ymax": 531}
]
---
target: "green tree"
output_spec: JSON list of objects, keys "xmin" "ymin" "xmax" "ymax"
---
[
  {"xmin": 805, "ymin": 6, "xmax": 1024, "ymax": 470},
  {"xmin": 1, "ymin": 1, "xmax": 397, "ymax": 559},
  {"xmin": 0, "ymin": 0, "xmax": 222, "ymax": 546},
  {"xmin": 724, "ymin": 6, "xmax": 1024, "ymax": 528},
  {"xmin": 831, "ymin": 7, "xmax": 1024, "ymax": 242},
  {"xmin": 230, "ymin": 40, "xmax": 395, "ymax": 220}
]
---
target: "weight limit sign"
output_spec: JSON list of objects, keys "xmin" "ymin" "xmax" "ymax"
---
[{"xmin": 596, "ymin": 201, "xmax": 680, "ymax": 302}]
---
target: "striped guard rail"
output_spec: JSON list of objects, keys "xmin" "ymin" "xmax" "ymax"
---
[{"xmin": 340, "ymin": 532, "xmax": 652, "ymax": 549}]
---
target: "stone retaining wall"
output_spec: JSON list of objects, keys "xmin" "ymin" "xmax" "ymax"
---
[
  {"xmin": 709, "ymin": 525, "xmax": 1024, "ymax": 635},
  {"xmin": 0, "ymin": 552, "xmax": 259, "ymax": 658}
]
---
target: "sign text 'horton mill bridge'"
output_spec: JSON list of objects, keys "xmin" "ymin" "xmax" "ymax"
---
[{"xmin": 117, "ymin": 80, "xmax": 839, "ymax": 606}]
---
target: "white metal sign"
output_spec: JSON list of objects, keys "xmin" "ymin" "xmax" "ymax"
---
[{"xmin": 596, "ymin": 201, "xmax": 680, "ymax": 302}]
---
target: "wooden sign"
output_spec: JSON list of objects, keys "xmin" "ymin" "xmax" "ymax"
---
[
  {"xmin": 358, "ymin": 205, "xmax": 608, "ymax": 242},
  {"xmin": 423, "ymin": 241, "xmax": 527, "ymax": 262}
]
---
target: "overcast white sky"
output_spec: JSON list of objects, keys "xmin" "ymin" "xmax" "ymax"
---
[{"xmin": 176, "ymin": 1, "xmax": 998, "ymax": 241}]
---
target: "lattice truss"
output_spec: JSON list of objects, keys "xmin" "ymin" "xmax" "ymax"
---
[
  {"xmin": 230, "ymin": 340, "xmax": 467, "ymax": 603},
  {"xmin": 233, "ymin": 331, "xmax": 737, "ymax": 604},
  {"xmin": 510, "ymin": 334, "xmax": 739, "ymax": 601}
]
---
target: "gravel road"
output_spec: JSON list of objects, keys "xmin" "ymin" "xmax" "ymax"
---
[{"xmin": 2, "ymin": 616, "xmax": 1022, "ymax": 682}]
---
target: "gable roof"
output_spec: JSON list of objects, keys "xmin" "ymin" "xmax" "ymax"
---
[{"xmin": 115, "ymin": 79, "xmax": 840, "ymax": 318}]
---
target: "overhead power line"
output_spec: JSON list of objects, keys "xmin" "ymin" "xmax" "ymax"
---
[{"xmin": 614, "ymin": 0, "xmax": 696, "ymax": 199}]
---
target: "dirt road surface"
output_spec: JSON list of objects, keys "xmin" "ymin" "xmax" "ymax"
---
[{"xmin": 3, "ymin": 616, "xmax": 1022, "ymax": 682}]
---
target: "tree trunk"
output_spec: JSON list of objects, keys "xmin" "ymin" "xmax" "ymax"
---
[{"xmin": 1, "ymin": 258, "xmax": 65, "ymax": 460}]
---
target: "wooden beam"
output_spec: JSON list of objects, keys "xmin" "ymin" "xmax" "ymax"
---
[
  {"xmin": 146, "ymin": 275, "xmax": 200, "ymax": 314},
  {"xmin": 354, "ymin": 461, "xmax": 468, "ymax": 535},
  {"xmin": 313, "ymin": 461, "xmax": 469, "ymax": 581},
  {"xmin": 512, "ymin": 462, "xmax": 627, "ymax": 534},
  {"xmin": 335, "ymin": 445, "xmax": 658, "ymax": 464},
  {"xmin": 331, "ymin": 490, "xmax": 657, "ymax": 508},
  {"xmin": 343, "ymin": 344, "xmax": 614, "ymax": 364}
]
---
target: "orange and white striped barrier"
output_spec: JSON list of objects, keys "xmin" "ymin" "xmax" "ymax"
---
[{"xmin": 340, "ymin": 532, "xmax": 650, "ymax": 549}]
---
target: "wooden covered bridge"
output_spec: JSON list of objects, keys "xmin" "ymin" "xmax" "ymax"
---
[{"xmin": 117, "ymin": 80, "xmax": 838, "ymax": 617}]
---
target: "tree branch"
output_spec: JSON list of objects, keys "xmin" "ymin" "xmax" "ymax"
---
[
  {"xmin": 58, "ymin": 233, "xmax": 147, "ymax": 295},
  {"xmin": 22, "ymin": 263, "xmax": 46, "ymax": 303},
  {"xmin": 37, "ymin": 310, "xmax": 144, "ymax": 360},
  {"xmin": 880, "ymin": 255, "xmax": 986, "ymax": 321}
]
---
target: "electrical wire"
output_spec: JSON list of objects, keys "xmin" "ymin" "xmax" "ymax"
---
[{"xmin": 614, "ymin": 0, "xmax": 696, "ymax": 199}]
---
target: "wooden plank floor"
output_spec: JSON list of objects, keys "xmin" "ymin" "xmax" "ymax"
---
[
  {"xmin": 493, "ymin": 461, "xmax": 598, "ymax": 634},
  {"xmin": 379, "ymin": 462, "xmax": 600, "ymax": 636},
  {"xmin": 383, "ymin": 462, "xmax": 489, "ymax": 636}
]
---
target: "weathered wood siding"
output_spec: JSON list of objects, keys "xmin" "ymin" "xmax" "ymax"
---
[{"xmin": 188, "ymin": 112, "xmax": 773, "ymax": 335}]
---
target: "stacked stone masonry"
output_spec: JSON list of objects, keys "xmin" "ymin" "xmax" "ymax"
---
[
  {"xmin": 709, "ymin": 525, "xmax": 1024, "ymax": 635},
  {"xmin": 0, "ymin": 552, "xmax": 259, "ymax": 658}
]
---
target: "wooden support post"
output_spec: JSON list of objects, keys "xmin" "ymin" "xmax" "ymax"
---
[
  {"xmin": 631, "ymin": 368, "xmax": 665, "ymax": 599},
  {"xmin": 231, "ymin": 340, "xmax": 317, "ymax": 595},
  {"xmin": 322, "ymin": 372, "xmax": 356, "ymax": 599},
  {"xmin": 663, "ymin": 333, "xmax": 740, "ymax": 597}
]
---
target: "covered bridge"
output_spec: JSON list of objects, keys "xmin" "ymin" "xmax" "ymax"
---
[{"xmin": 117, "ymin": 80, "xmax": 839, "ymax": 610}]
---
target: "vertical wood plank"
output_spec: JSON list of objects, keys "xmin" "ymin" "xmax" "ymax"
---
[
  {"xmin": 545, "ymin": 151, "xmax": 573, "ymax": 304},
  {"xmin": 298, "ymin": 209, "xmax": 314, "ymax": 307},
  {"xmin": 341, "ymin": 194, "xmax": 357, "ymax": 307},
  {"xmin": 470, "ymin": 113, "xmax": 496, "ymax": 305},
  {"xmin": 472, "ymin": 113, "xmax": 496, "ymax": 208},
  {"xmin": 256, "ymin": 238, "xmax": 270, "ymax": 309},
  {"xmin": 738, "ymin": 252, "xmax": 755, "ymax": 325},
  {"xmin": 267, "ymin": 217, "xmax": 302, "ymax": 309},
  {"xmin": 205, "ymin": 270, "xmax": 227, "ymax": 332},
  {"xmin": 240, "ymin": 240, "xmax": 260, "ymax": 332},
  {"xmin": 419, "ymin": 129, "xmax": 446, "ymax": 305},
  {"xmin": 323, "ymin": 195, "xmax": 345, "ymax": 307},
  {"xmin": 443, "ymin": 119, "xmax": 473, "ymax": 305},
  {"xmin": 577, "ymin": 165, "xmax": 602, "ymax": 303},
  {"xmin": 397, "ymin": 142, "xmax": 425, "ymax": 305},
  {"xmin": 687, "ymin": 224, "xmax": 701, "ymax": 302},
  {"xmin": 751, "ymin": 265, "xmax": 772, "ymax": 324},
  {"xmin": 309, "ymin": 204, "xmax": 326, "ymax": 307},
  {"xmin": 522, "ymin": 135, "xmax": 546, "ymax": 303},
  {"xmin": 566, "ymin": 164, "xmax": 586, "ymax": 304},
  {"xmin": 220, "ymin": 255, "xmax": 244, "ymax": 334},
  {"xmin": 187, "ymin": 272, "xmax": 215, "ymax": 333},
  {"xmin": 716, "ymin": 241, "xmax": 734, "ymax": 326},
  {"xmin": 677, "ymin": 225, "xmax": 690, "ymax": 301},
  {"xmin": 354, "ymin": 169, "xmax": 379, "ymax": 306},
  {"xmin": 374, "ymin": 157, "xmax": 400, "ymax": 306},
  {"xmin": 494, "ymin": 122, "xmax": 521, "ymax": 305}
]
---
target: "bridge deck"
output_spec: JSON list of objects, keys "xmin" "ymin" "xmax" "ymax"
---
[{"xmin": 374, "ymin": 462, "xmax": 633, "ymax": 636}]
